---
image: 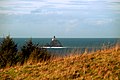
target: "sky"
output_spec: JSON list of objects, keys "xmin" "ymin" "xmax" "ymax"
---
[{"xmin": 0, "ymin": 0, "xmax": 120, "ymax": 38}]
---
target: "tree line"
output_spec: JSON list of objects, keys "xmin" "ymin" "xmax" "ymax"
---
[{"xmin": 0, "ymin": 36, "xmax": 51, "ymax": 68}]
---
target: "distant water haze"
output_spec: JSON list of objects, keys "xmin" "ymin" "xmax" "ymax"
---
[{"xmin": 0, "ymin": 0, "xmax": 120, "ymax": 38}]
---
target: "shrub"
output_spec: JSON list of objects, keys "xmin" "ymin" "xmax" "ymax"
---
[
  {"xmin": 0, "ymin": 35, "xmax": 18, "ymax": 68},
  {"xmin": 0, "ymin": 36, "xmax": 51, "ymax": 67},
  {"xmin": 19, "ymin": 39, "xmax": 51, "ymax": 64},
  {"xmin": 18, "ymin": 39, "xmax": 35, "ymax": 64}
]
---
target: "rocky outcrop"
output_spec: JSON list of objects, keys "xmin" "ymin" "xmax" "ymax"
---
[
  {"xmin": 50, "ymin": 39, "xmax": 63, "ymax": 47},
  {"xmin": 44, "ymin": 36, "xmax": 63, "ymax": 47}
]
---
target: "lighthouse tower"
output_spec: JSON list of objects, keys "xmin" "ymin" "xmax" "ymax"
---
[{"xmin": 52, "ymin": 36, "xmax": 56, "ymax": 41}]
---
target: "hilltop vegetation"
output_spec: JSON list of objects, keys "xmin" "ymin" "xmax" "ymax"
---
[
  {"xmin": 0, "ymin": 36, "xmax": 51, "ymax": 68},
  {"xmin": 0, "ymin": 36, "xmax": 120, "ymax": 80},
  {"xmin": 0, "ymin": 46, "xmax": 120, "ymax": 79}
]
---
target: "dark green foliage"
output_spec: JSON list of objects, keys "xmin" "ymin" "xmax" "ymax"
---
[
  {"xmin": 0, "ymin": 35, "xmax": 18, "ymax": 68},
  {"xmin": 0, "ymin": 36, "xmax": 51, "ymax": 68},
  {"xmin": 20, "ymin": 39, "xmax": 35, "ymax": 63},
  {"xmin": 19, "ymin": 39, "xmax": 51, "ymax": 64},
  {"xmin": 15, "ymin": 51, "xmax": 25, "ymax": 65}
]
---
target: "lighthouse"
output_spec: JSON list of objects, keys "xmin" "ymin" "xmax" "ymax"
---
[
  {"xmin": 44, "ymin": 36, "xmax": 63, "ymax": 47},
  {"xmin": 52, "ymin": 36, "xmax": 56, "ymax": 41},
  {"xmin": 50, "ymin": 36, "xmax": 63, "ymax": 47}
]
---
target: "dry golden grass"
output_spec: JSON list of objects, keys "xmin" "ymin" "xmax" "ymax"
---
[{"xmin": 0, "ymin": 47, "xmax": 120, "ymax": 80}]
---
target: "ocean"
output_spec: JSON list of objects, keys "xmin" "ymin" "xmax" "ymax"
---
[{"xmin": 0, "ymin": 38, "xmax": 119, "ymax": 55}]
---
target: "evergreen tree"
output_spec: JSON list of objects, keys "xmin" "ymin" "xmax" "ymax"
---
[
  {"xmin": 0, "ymin": 35, "xmax": 18, "ymax": 68},
  {"xmin": 20, "ymin": 39, "xmax": 51, "ymax": 64},
  {"xmin": 20, "ymin": 39, "xmax": 35, "ymax": 64}
]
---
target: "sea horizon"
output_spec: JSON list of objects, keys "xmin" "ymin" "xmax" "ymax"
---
[{"xmin": 0, "ymin": 38, "xmax": 119, "ymax": 55}]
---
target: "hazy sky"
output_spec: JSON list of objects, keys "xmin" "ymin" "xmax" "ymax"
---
[{"xmin": 0, "ymin": 0, "xmax": 120, "ymax": 38}]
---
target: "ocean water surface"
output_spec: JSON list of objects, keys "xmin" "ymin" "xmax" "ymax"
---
[{"xmin": 0, "ymin": 38, "xmax": 119, "ymax": 55}]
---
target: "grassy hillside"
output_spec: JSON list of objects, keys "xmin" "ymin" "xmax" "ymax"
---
[{"xmin": 0, "ymin": 48, "xmax": 120, "ymax": 80}]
